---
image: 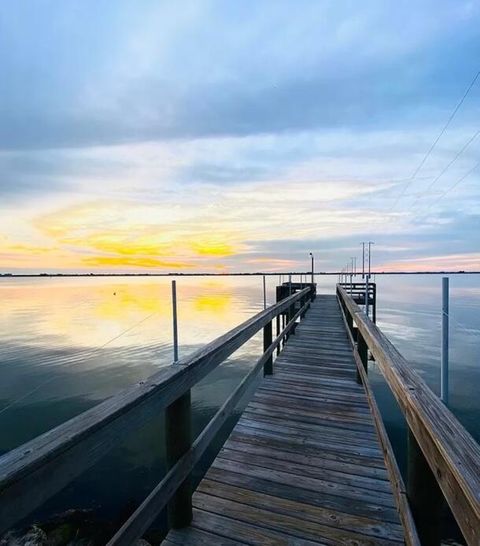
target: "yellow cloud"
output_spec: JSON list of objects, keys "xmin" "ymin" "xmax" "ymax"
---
[
  {"xmin": 82, "ymin": 255, "xmax": 193, "ymax": 268},
  {"xmin": 27, "ymin": 199, "xmax": 246, "ymax": 269},
  {"xmin": 190, "ymin": 239, "xmax": 236, "ymax": 257}
]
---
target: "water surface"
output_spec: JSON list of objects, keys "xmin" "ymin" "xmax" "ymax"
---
[{"xmin": 1, "ymin": 274, "xmax": 479, "ymax": 538}]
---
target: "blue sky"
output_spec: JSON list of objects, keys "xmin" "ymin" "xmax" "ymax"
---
[{"xmin": 0, "ymin": 0, "xmax": 479, "ymax": 272}]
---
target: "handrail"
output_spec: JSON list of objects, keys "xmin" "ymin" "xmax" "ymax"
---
[
  {"xmin": 336, "ymin": 285, "xmax": 480, "ymax": 546},
  {"xmin": 107, "ymin": 295, "xmax": 312, "ymax": 545},
  {"xmin": 0, "ymin": 286, "xmax": 313, "ymax": 534}
]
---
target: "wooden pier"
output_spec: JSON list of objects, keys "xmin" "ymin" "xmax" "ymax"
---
[
  {"xmin": 166, "ymin": 295, "xmax": 405, "ymax": 545},
  {"xmin": 0, "ymin": 283, "xmax": 479, "ymax": 545}
]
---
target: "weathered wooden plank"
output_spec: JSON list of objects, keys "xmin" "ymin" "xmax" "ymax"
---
[
  {"xmin": 337, "ymin": 290, "xmax": 420, "ymax": 546},
  {"xmin": 218, "ymin": 447, "xmax": 392, "ymax": 493},
  {"xmin": 204, "ymin": 466, "xmax": 401, "ymax": 524},
  {"xmin": 193, "ymin": 491, "xmax": 402, "ymax": 545},
  {"xmin": 338, "ymin": 285, "xmax": 480, "ymax": 545},
  {"xmin": 167, "ymin": 526, "xmax": 245, "ymax": 545},
  {"xmin": 210, "ymin": 458, "xmax": 395, "ymax": 507},
  {"xmin": 235, "ymin": 419, "xmax": 383, "ymax": 457},
  {"xmin": 223, "ymin": 438, "xmax": 390, "ymax": 481},
  {"xmin": 197, "ymin": 480, "xmax": 404, "ymax": 542},
  {"xmin": 241, "ymin": 409, "xmax": 378, "ymax": 441},
  {"xmin": 192, "ymin": 508, "xmax": 323, "ymax": 546}
]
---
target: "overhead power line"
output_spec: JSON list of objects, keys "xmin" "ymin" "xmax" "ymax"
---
[
  {"xmin": 391, "ymin": 68, "xmax": 480, "ymax": 210},
  {"xmin": 417, "ymin": 160, "xmax": 480, "ymax": 218},
  {"xmin": 411, "ymin": 128, "xmax": 480, "ymax": 208}
]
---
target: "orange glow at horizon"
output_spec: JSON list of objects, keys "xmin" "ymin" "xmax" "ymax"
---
[{"xmin": 379, "ymin": 253, "xmax": 480, "ymax": 272}]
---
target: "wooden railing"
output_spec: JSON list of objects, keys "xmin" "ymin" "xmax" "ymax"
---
[
  {"xmin": 336, "ymin": 285, "xmax": 480, "ymax": 546},
  {"xmin": 0, "ymin": 285, "xmax": 314, "ymax": 544},
  {"xmin": 338, "ymin": 281, "xmax": 376, "ymax": 322}
]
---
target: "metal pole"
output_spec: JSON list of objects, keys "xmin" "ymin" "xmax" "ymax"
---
[
  {"xmin": 288, "ymin": 274, "xmax": 292, "ymax": 295},
  {"xmin": 362, "ymin": 242, "xmax": 365, "ymax": 279},
  {"xmin": 310, "ymin": 253, "xmax": 314, "ymax": 284},
  {"xmin": 368, "ymin": 241, "xmax": 374, "ymax": 277},
  {"xmin": 441, "ymin": 277, "xmax": 449, "ymax": 405},
  {"xmin": 172, "ymin": 280, "xmax": 179, "ymax": 363},
  {"xmin": 365, "ymin": 275, "xmax": 369, "ymax": 318},
  {"xmin": 262, "ymin": 275, "xmax": 266, "ymax": 310}
]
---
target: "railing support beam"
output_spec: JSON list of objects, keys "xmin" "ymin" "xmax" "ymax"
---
[
  {"xmin": 356, "ymin": 332, "xmax": 368, "ymax": 384},
  {"xmin": 264, "ymin": 320, "xmax": 273, "ymax": 375},
  {"xmin": 407, "ymin": 429, "xmax": 443, "ymax": 546},
  {"xmin": 165, "ymin": 391, "xmax": 192, "ymax": 528}
]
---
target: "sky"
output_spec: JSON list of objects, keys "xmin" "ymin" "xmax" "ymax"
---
[{"xmin": 0, "ymin": 0, "xmax": 479, "ymax": 274}]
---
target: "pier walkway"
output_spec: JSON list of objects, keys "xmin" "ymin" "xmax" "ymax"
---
[{"xmin": 165, "ymin": 295, "xmax": 404, "ymax": 544}]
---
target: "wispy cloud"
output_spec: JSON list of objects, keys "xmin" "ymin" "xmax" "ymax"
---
[{"xmin": 0, "ymin": 1, "xmax": 479, "ymax": 271}]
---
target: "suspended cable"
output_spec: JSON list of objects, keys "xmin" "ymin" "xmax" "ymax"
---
[
  {"xmin": 410, "ymin": 128, "xmax": 480, "ymax": 208},
  {"xmin": 391, "ymin": 69, "xmax": 480, "ymax": 210}
]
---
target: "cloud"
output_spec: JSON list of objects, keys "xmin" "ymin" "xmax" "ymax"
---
[
  {"xmin": 1, "ymin": 1, "xmax": 480, "ymax": 272},
  {"xmin": 1, "ymin": 1, "xmax": 479, "ymax": 150}
]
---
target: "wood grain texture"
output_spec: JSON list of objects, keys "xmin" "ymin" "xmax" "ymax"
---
[
  {"xmin": 164, "ymin": 295, "xmax": 406, "ymax": 545},
  {"xmin": 338, "ymin": 285, "xmax": 480, "ymax": 546}
]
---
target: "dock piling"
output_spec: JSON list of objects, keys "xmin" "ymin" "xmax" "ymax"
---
[{"xmin": 165, "ymin": 391, "xmax": 192, "ymax": 528}]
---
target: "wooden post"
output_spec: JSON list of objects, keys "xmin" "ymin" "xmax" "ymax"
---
[
  {"xmin": 263, "ymin": 320, "xmax": 273, "ymax": 375},
  {"xmin": 346, "ymin": 310, "xmax": 354, "ymax": 337},
  {"xmin": 357, "ymin": 332, "xmax": 368, "ymax": 384},
  {"xmin": 407, "ymin": 429, "xmax": 443, "ymax": 546},
  {"xmin": 262, "ymin": 275, "xmax": 267, "ymax": 310},
  {"xmin": 165, "ymin": 391, "xmax": 192, "ymax": 528},
  {"xmin": 276, "ymin": 315, "xmax": 280, "ymax": 355}
]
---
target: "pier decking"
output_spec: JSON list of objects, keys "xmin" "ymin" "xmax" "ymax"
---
[{"xmin": 165, "ymin": 295, "xmax": 404, "ymax": 545}]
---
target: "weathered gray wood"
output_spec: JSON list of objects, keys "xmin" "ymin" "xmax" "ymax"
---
[
  {"xmin": 165, "ymin": 294, "xmax": 406, "ymax": 545},
  {"xmin": 337, "ymin": 285, "xmax": 480, "ymax": 546},
  {"xmin": 0, "ymin": 287, "xmax": 311, "ymax": 533},
  {"xmin": 337, "ymin": 296, "xmax": 420, "ymax": 546},
  {"xmin": 166, "ymin": 390, "xmax": 192, "ymax": 528},
  {"xmin": 197, "ymin": 479, "xmax": 403, "ymax": 541},
  {"xmin": 263, "ymin": 320, "xmax": 273, "ymax": 375}
]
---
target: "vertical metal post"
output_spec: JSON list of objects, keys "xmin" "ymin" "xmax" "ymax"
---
[
  {"xmin": 365, "ymin": 275, "xmax": 369, "ymax": 318},
  {"xmin": 166, "ymin": 391, "xmax": 192, "ymax": 528},
  {"xmin": 263, "ymin": 275, "xmax": 267, "ymax": 310},
  {"xmin": 172, "ymin": 280, "xmax": 179, "ymax": 363},
  {"xmin": 362, "ymin": 242, "xmax": 365, "ymax": 279},
  {"xmin": 441, "ymin": 277, "xmax": 449, "ymax": 405},
  {"xmin": 368, "ymin": 241, "xmax": 374, "ymax": 277},
  {"xmin": 264, "ymin": 320, "xmax": 273, "ymax": 375},
  {"xmin": 310, "ymin": 253, "xmax": 314, "ymax": 284}
]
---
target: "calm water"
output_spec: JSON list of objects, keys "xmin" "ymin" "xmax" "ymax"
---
[{"xmin": 0, "ymin": 274, "xmax": 479, "ymax": 537}]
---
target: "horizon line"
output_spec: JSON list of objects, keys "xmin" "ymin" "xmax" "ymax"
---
[{"xmin": 1, "ymin": 270, "xmax": 479, "ymax": 278}]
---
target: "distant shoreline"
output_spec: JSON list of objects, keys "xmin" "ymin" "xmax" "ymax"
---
[{"xmin": 1, "ymin": 271, "xmax": 479, "ymax": 278}]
